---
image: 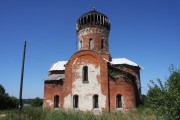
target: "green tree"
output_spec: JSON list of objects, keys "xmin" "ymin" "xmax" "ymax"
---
[
  {"xmin": 31, "ymin": 97, "xmax": 43, "ymax": 107},
  {"xmin": 0, "ymin": 84, "xmax": 18, "ymax": 109},
  {"xmin": 146, "ymin": 65, "xmax": 180, "ymax": 120},
  {"xmin": 0, "ymin": 84, "xmax": 5, "ymax": 95}
]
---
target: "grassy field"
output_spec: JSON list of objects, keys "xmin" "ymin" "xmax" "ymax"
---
[{"xmin": 0, "ymin": 107, "xmax": 160, "ymax": 120}]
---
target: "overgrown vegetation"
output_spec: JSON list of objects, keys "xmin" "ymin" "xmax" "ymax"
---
[
  {"xmin": 145, "ymin": 65, "xmax": 180, "ymax": 120},
  {"xmin": 108, "ymin": 67, "xmax": 137, "ymax": 84},
  {"xmin": 108, "ymin": 68, "xmax": 119, "ymax": 80},
  {"xmin": 0, "ymin": 84, "xmax": 18, "ymax": 109},
  {"xmin": 0, "ymin": 107, "xmax": 158, "ymax": 120},
  {"xmin": 1, "ymin": 65, "xmax": 180, "ymax": 120},
  {"xmin": 108, "ymin": 68, "xmax": 129, "ymax": 80},
  {"xmin": 31, "ymin": 97, "xmax": 43, "ymax": 107}
]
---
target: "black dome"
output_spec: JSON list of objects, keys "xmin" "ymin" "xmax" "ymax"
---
[{"xmin": 76, "ymin": 7, "xmax": 111, "ymax": 32}]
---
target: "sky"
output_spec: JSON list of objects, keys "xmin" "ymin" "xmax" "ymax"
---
[{"xmin": 0, "ymin": 0, "xmax": 180, "ymax": 99}]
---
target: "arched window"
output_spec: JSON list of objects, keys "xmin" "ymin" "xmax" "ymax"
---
[
  {"xmin": 84, "ymin": 17, "xmax": 87, "ymax": 24},
  {"xmin": 82, "ymin": 66, "xmax": 88, "ymax": 82},
  {"xmin": 95, "ymin": 14, "xmax": 97, "ymax": 23},
  {"xmin": 81, "ymin": 18, "xmax": 83, "ymax": 25},
  {"xmin": 91, "ymin": 14, "xmax": 93, "ymax": 23},
  {"xmin": 79, "ymin": 41, "xmax": 82, "ymax": 50},
  {"xmin": 97, "ymin": 15, "xmax": 100, "ymax": 25},
  {"xmin": 93, "ymin": 94, "xmax": 99, "ymax": 108},
  {"xmin": 88, "ymin": 15, "xmax": 90, "ymax": 23},
  {"xmin": 101, "ymin": 39, "xmax": 104, "ymax": 49},
  {"xmin": 73, "ymin": 95, "xmax": 79, "ymax": 108},
  {"xmin": 116, "ymin": 94, "xmax": 122, "ymax": 108},
  {"xmin": 89, "ymin": 38, "xmax": 92, "ymax": 49},
  {"xmin": 54, "ymin": 95, "xmax": 59, "ymax": 108}
]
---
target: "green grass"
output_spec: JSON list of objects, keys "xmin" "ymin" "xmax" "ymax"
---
[{"xmin": 0, "ymin": 107, "xmax": 160, "ymax": 120}]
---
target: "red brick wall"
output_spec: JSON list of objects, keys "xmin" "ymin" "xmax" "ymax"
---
[
  {"xmin": 44, "ymin": 81, "xmax": 64, "ymax": 108},
  {"xmin": 44, "ymin": 51, "xmax": 140, "ymax": 111},
  {"xmin": 109, "ymin": 76, "xmax": 137, "ymax": 111},
  {"xmin": 44, "ymin": 63, "xmax": 140, "ymax": 111},
  {"xmin": 114, "ymin": 64, "xmax": 141, "ymax": 105},
  {"xmin": 78, "ymin": 27, "xmax": 110, "ymax": 56}
]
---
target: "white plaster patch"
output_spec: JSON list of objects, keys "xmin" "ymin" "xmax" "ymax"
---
[
  {"xmin": 71, "ymin": 64, "xmax": 106, "ymax": 111},
  {"xmin": 46, "ymin": 100, "xmax": 53, "ymax": 107},
  {"xmin": 64, "ymin": 94, "xmax": 71, "ymax": 108}
]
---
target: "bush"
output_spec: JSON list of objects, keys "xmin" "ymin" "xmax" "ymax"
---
[
  {"xmin": 0, "ymin": 84, "xmax": 18, "ymax": 109},
  {"xmin": 145, "ymin": 65, "xmax": 180, "ymax": 120}
]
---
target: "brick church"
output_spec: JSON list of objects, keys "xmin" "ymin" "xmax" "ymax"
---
[{"xmin": 44, "ymin": 8, "xmax": 141, "ymax": 112}]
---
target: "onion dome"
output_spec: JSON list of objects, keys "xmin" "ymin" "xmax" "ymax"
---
[{"xmin": 76, "ymin": 7, "xmax": 111, "ymax": 32}]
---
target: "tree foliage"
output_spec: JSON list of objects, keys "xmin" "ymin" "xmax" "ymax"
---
[
  {"xmin": 146, "ymin": 65, "xmax": 180, "ymax": 120},
  {"xmin": 0, "ymin": 84, "xmax": 18, "ymax": 109},
  {"xmin": 0, "ymin": 84, "xmax": 5, "ymax": 95},
  {"xmin": 31, "ymin": 97, "xmax": 43, "ymax": 107}
]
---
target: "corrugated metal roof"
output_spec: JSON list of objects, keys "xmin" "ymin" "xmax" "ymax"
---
[
  {"xmin": 44, "ymin": 74, "xmax": 65, "ymax": 81},
  {"xmin": 111, "ymin": 58, "xmax": 139, "ymax": 67},
  {"xmin": 49, "ymin": 58, "xmax": 139, "ymax": 71},
  {"xmin": 49, "ymin": 61, "xmax": 67, "ymax": 71}
]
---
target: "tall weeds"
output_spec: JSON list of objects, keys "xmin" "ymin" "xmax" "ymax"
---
[{"xmin": 1, "ymin": 107, "xmax": 159, "ymax": 120}]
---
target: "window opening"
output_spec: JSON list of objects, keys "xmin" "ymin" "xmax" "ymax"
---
[
  {"xmin": 84, "ymin": 17, "xmax": 87, "ymax": 24},
  {"xmin": 79, "ymin": 41, "xmax": 82, "ymax": 50},
  {"xmin": 91, "ymin": 14, "xmax": 93, "ymax": 23},
  {"xmin": 73, "ymin": 95, "xmax": 79, "ymax": 108},
  {"xmin": 116, "ymin": 94, "xmax": 122, "ymax": 108},
  {"xmin": 81, "ymin": 18, "xmax": 83, "ymax": 25},
  {"xmin": 88, "ymin": 15, "xmax": 90, "ymax": 23},
  {"xmin": 101, "ymin": 39, "xmax": 104, "ymax": 49},
  {"xmin": 89, "ymin": 38, "xmax": 92, "ymax": 49},
  {"xmin": 93, "ymin": 94, "xmax": 99, "ymax": 108},
  {"xmin": 54, "ymin": 95, "xmax": 59, "ymax": 108},
  {"xmin": 83, "ymin": 66, "xmax": 88, "ymax": 82},
  {"xmin": 97, "ymin": 15, "xmax": 100, "ymax": 25},
  {"xmin": 95, "ymin": 14, "xmax": 97, "ymax": 24}
]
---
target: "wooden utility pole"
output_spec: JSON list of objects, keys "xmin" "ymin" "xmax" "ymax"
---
[{"xmin": 19, "ymin": 41, "xmax": 26, "ymax": 110}]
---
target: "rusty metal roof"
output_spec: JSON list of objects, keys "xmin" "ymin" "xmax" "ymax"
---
[
  {"xmin": 76, "ymin": 7, "xmax": 111, "ymax": 32},
  {"xmin": 44, "ymin": 74, "xmax": 64, "ymax": 81}
]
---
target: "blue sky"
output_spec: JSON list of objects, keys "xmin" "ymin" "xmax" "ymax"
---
[{"xmin": 0, "ymin": 0, "xmax": 180, "ymax": 99}]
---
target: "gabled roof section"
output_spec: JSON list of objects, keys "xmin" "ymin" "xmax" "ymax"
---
[
  {"xmin": 111, "ymin": 58, "xmax": 139, "ymax": 67},
  {"xmin": 49, "ymin": 58, "xmax": 140, "ymax": 71},
  {"xmin": 44, "ymin": 74, "xmax": 65, "ymax": 81}
]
